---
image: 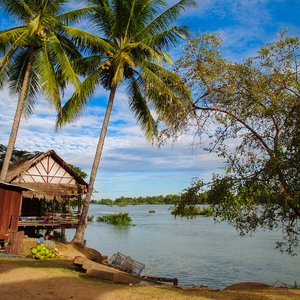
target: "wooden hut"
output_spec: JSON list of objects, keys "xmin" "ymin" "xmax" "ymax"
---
[
  {"xmin": 5, "ymin": 150, "xmax": 88, "ymax": 236},
  {"xmin": 0, "ymin": 182, "xmax": 32, "ymax": 253}
]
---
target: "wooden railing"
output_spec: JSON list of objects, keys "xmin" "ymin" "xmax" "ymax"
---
[{"xmin": 18, "ymin": 213, "xmax": 80, "ymax": 228}]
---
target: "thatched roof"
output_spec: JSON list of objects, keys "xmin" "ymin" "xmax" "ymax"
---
[{"xmin": 7, "ymin": 150, "xmax": 88, "ymax": 202}]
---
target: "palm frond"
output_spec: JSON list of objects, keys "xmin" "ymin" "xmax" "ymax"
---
[
  {"xmin": 73, "ymin": 55, "xmax": 103, "ymax": 76},
  {"xmin": 124, "ymin": 0, "xmax": 139, "ymax": 40},
  {"xmin": 87, "ymin": 0, "xmax": 114, "ymax": 38},
  {"xmin": 122, "ymin": 41, "xmax": 162, "ymax": 63},
  {"xmin": 0, "ymin": 27, "xmax": 27, "ymax": 54},
  {"xmin": 60, "ymin": 25, "xmax": 114, "ymax": 53},
  {"xmin": 19, "ymin": 0, "xmax": 34, "ymax": 18},
  {"xmin": 143, "ymin": 25, "xmax": 190, "ymax": 51},
  {"xmin": 54, "ymin": 33, "xmax": 83, "ymax": 61},
  {"xmin": 0, "ymin": 0, "xmax": 28, "ymax": 20},
  {"xmin": 144, "ymin": 60, "xmax": 191, "ymax": 98},
  {"xmin": 111, "ymin": 0, "xmax": 129, "ymax": 37},
  {"xmin": 111, "ymin": 50, "xmax": 136, "ymax": 87},
  {"xmin": 137, "ymin": 0, "xmax": 196, "ymax": 38},
  {"xmin": 27, "ymin": 15, "xmax": 41, "ymax": 37},
  {"xmin": 0, "ymin": 29, "xmax": 30, "ymax": 69},
  {"xmin": 57, "ymin": 7, "xmax": 94, "ymax": 25},
  {"xmin": 139, "ymin": 63, "xmax": 191, "ymax": 127},
  {"xmin": 56, "ymin": 70, "xmax": 101, "ymax": 128},
  {"xmin": 8, "ymin": 47, "xmax": 40, "ymax": 116},
  {"xmin": 22, "ymin": 70, "xmax": 40, "ymax": 117},
  {"xmin": 48, "ymin": 34, "xmax": 81, "ymax": 90},
  {"xmin": 0, "ymin": 60, "xmax": 10, "ymax": 88},
  {"xmin": 128, "ymin": 78, "xmax": 158, "ymax": 140},
  {"xmin": 34, "ymin": 46, "xmax": 61, "ymax": 110}
]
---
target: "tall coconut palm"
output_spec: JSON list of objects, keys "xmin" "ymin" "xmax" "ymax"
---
[
  {"xmin": 0, "ymin": 0, "xmax": 103, "ymax": 181},
  {"xmin": 57, "ymin": 0, "xmax": 195, "ymax": 243}
]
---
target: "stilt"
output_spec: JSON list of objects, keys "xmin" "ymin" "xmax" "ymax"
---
[{"xmin": 61, "ymin": 227, "xmax": 65, "ymax": 242}]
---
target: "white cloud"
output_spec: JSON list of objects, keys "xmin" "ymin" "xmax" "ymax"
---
[
  {"xmin": 5, "ymin": 0, "xmax": 297, "ymax": 198},
  {"xmin": 0, "ymin": 79, "xmax": 222, "ymax": 199}
]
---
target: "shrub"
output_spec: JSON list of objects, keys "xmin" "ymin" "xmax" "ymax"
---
[
  {"xmin": 199, "ymin": 207, "xmax": 214, "ymax": 217},
  {"xmin": 96, "ymin": 213, "xmax": 132, "ymax": 225},
  {"xmin": 87, "ymin": 215, "xmax": 94, "ymax": 222},
  {"xmin": 171, "ymin": 206, "xmax": 214, "ymax": 217}
]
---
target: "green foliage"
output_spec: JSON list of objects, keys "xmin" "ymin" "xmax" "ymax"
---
[
  {"xmin": 59, "ymin": 0, "xmax": 196, "ymax": 243},
  {"xmin": 149, "ymin": 210, "xmax": 156, "ymax": 213},
  {"xmin": 57, "ymin": 0, "xmax": 196, "ymax": 141},
  {"xmin": 96, "ymin": 213, "xmax": 132, "ymax": 225},
  {"xmin": 87, "ymin": 215, "xmax": 94, "ymax": 222},
  {"xmin": 171, "ymin": 178, "xmax": 205, "ymax": 219},
  {"xmin": 171, "ymin": 178, "xmax": 214, "ymax": 217},
  {"xmin": 171, "ymin": 205, "xmax": 201, "ymax": 218},
  {"xmin": 0, "ymin": 0, "xmax": 93, "ymax": 116},
  {"xmin": 173, "ymin": 34, "xmax": 300, "ymax": 254},
  {"xmin": 0, "ymin": 144, "xmax": 41, "ymax": 168},
  {"xmin": 95, "ymin": 199, "xmax": 114, "ymax": 206},
  {"xmin": 93, "ymin": 194, "xmax": 183, "ymax": 206},
  {"xmin": 171, "ymin": 205, "xmax": 214, "ymax": 217},
  {"xmin": 199, "ymin": 207, "xmax": 214, "ymax": 217},
  {"xmin": 69, "ymin": 164, "xmax": 88, "ymax": 179}
]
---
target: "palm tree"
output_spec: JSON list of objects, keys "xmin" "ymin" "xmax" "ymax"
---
[
  {"xmin": 57, "ymin": 0, "xmax": 195, "ymax": 243},
  {"xmin": 0, "ymin": 0, "xmax": 99, "ymax": 181}
]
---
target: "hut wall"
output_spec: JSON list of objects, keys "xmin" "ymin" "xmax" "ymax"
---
[{"xmin": 0, "ymin": 188, "xmax": 21, "ymax": 240}]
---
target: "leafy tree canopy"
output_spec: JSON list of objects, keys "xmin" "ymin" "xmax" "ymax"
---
[
  {"xmin": 0, "ymin": 144, "xmax": 41, "ymax": 168},
  {"xmin": 171, "ymin": 34, "xmax": 300, "ymax": 255}
]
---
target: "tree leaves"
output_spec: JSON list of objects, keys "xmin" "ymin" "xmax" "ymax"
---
[{"xmin": 174, "ymin": 34, "xmax": 300, "ymax": 254}]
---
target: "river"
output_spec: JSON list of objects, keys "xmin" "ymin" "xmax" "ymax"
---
[{"xmin": 67, "ymin": 204, "xmax": 300, "ymax": 288}]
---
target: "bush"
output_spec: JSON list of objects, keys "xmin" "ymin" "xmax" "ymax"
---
[
  {"xmin": 96, "ymin": 213, "xmax": 132, "ymax": 225},
  {"xmin": 199, "ymin": 207, "xmax": 214, "ymax": 217},
  {"xmin": 171, "ymin": 206, "xmax": 214, "ymax": 217},
  {"xmin": 149, "ymin": 210, "xmax": 155, "ymax": 213},
  {"xmin": 87, "ymin": 215, "xmax": 94, "ymax": 222}
]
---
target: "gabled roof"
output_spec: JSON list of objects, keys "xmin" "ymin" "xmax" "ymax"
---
[{"xmin": 6, "ymin": 150, "xmax": 88, "ymax": 201}]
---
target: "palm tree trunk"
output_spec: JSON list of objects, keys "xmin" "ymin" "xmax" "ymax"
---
[
  {"xmin": 72, "ymin": 85, "xmax": 117, "ymax": 244},
  {"xmin": 0, "ymin": 54, "xmax": 34, "ymax": 182}
]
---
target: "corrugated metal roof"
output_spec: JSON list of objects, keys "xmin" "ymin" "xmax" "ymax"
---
[{"xmin": 0, "ymin": 182, "xmax": 34, "ymax": 192}]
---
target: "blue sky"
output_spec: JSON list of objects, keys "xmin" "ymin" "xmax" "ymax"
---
[{"xmin": 0, "ymin": 0, "xmax": 299, "ymax": 200}]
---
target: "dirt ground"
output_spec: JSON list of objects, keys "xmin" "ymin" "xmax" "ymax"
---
[{"xmin": 0, "ymin": 239, "xmax": 299, "ymax": 300}]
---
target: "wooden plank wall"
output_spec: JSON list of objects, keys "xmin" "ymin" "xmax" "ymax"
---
[
  {"xmin": 7, "ymin": 231, "xmax": 24, "ymax": 254},
  {"xmin": 0, "ymin": 188, "xmax": 21, "ymax": 240}
]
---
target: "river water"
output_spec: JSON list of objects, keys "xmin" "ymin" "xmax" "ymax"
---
[{"xmin": 67, "ymin": 204, "xmax": 300, "ymax": 288}]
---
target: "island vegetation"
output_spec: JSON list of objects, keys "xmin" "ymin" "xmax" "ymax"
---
[
  {"xmin": 90, "ymin": 192, "xmax": 209, "ymax": 206},
  {"xmin": 96, "ymin": 213, "xmax": 132, "ymax": 225}
]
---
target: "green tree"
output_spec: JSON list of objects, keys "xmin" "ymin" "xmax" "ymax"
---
[
  {"xmin": 0, "ymin": 0, "xmax": 95, "ymax": 181},
  {"xmin": 58, "ymin": 0, "xmax": 195, "ymax": 244},
  {"xmin": 173, "ymin": 34, "xmax": 300, "ymax": 254},
  {"xmin": 69, "ymin": 164, "xmax": 88, "ymax": 179},
  {"xmin": 0, "ymin": 144, "xmax": 41, "ymax": 168}
]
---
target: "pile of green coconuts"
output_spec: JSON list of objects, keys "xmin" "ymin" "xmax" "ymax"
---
[{"xmin": 31, "ymin": 244, "xmax": 57, "ymax": 260}]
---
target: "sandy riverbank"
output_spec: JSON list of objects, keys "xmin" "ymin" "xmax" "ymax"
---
[{"xmin": 0, "ymin": 239, "xmax": 299, "ymax": 300}]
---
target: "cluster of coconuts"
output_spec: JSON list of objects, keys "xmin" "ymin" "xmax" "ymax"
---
[{"xmin": 31, "ymin": 244, "xmax": 57, "ymax": 260}]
